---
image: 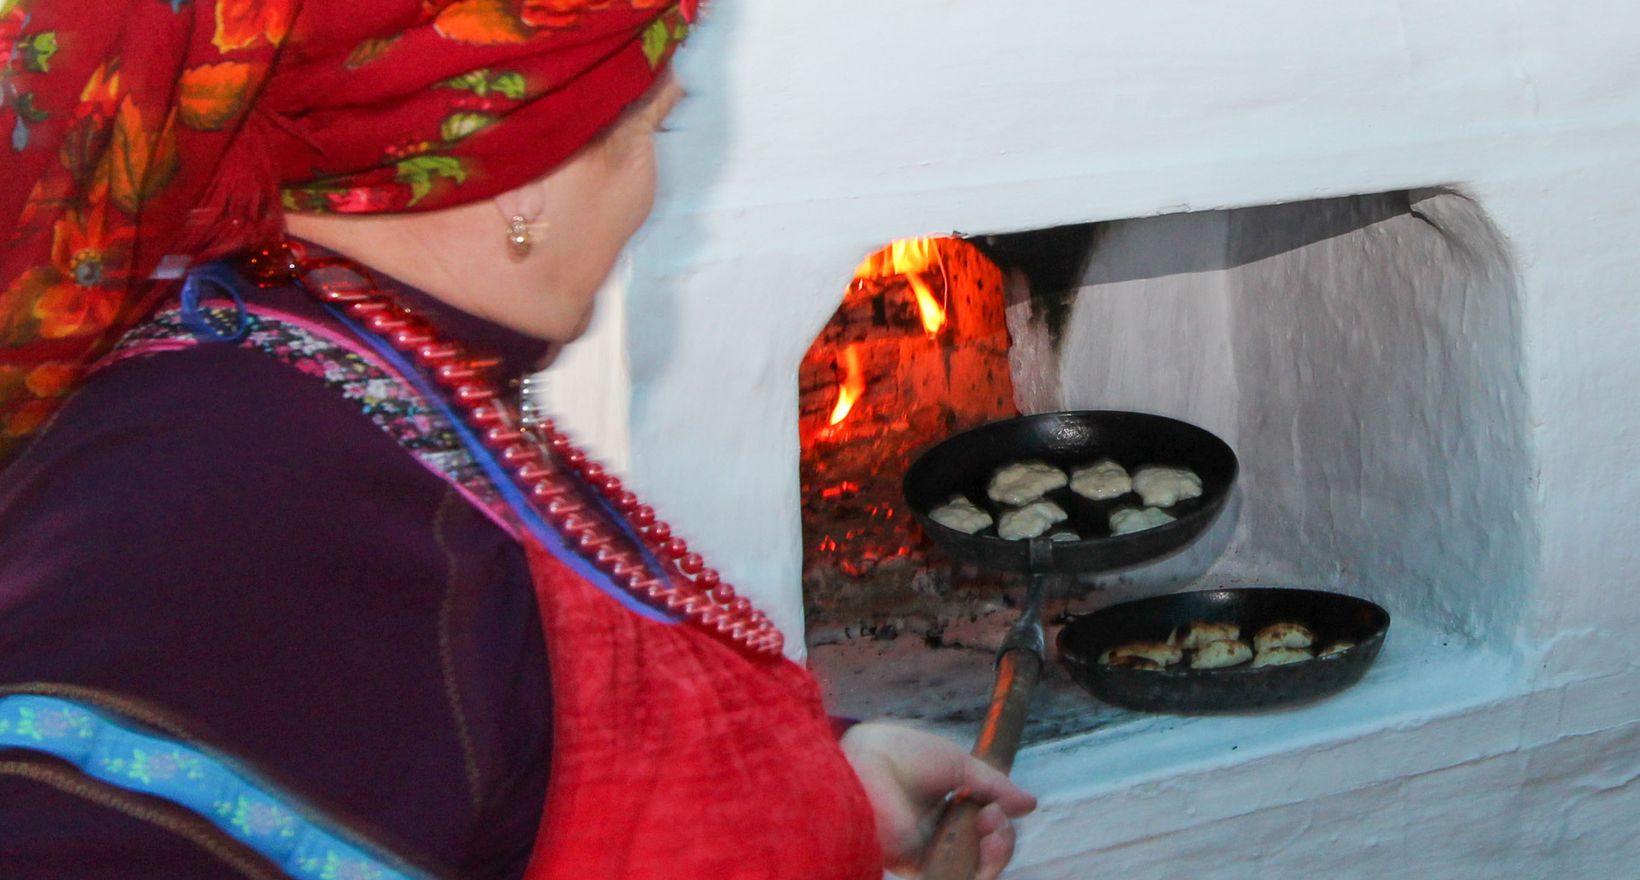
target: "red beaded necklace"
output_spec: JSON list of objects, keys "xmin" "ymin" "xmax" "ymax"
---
[{"xmin": 241, "ymin": 241, "xmax": 784, "ymax": 657}]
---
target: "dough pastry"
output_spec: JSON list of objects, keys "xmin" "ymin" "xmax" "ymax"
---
[
  {"xmin": 1318, "ymin": 641, "xmax": 1355, "ymax": 659},
  {"xmin": 1046, "ymin": 530, "xmax": 1080, "ymax": 543},
  {"xmin": 1109, "ymin": 506, "xmax": 1175, "ymax": 535},
  {"xmin": 1132, "ymin": 466, "xmax": 1203, "ymax": 508},
  {"xmin": 1168, "ymin": 621, "xmax": 1240, "ymax": 650},
  {"xmin": 996, "ymin": 499, "xmax": 1068, "ymax": 540},
  {"xmin": 1098, "ymin": 641, "xmax": 1183, "ymax": 667},
  {"xmin": 1069, "ymin": 459, "xmax": 1131, "ymax": 501},
  {"xmin": 1252, "ymin": 647, "xmax": 1313, "ymax": 668},
  {"xmin": 928, "ymin": 495, "xmax": 992, "ymax": 535},
  {"xmin": 987, "ymin": 461, "xmax": 1068, "ymax": 505},
  {"xmin": 1191, "ymin": 639, "xmax": 1253, "ymax": 669},
  {"xmin": 1253, "ymin": 622, "xmax": 1315, "ymax": 652},
  {"xmin": 1106, "ymin": 656, "xmax": 1164, "ymax": 671}
]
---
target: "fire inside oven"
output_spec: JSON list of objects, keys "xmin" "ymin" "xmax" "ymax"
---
[
  {"xmin": 804, "ymin": 193, "xmax": 1528, "ymax": 748},
  {"xmin": 798, "ymin": 236, "xmax": 1019, "ymax": 637}
]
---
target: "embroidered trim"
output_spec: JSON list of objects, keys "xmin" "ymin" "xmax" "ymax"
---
[
  {"xmin": 0, "ymin": 759, "xmax": 286, "ymax": 879},
  {"xmin": 0, "ymin": 695, "xmax": 429, "ymax": 880},
  {"xmin": 0, "ymin": 682, "xmax": 200, "ymax": 740},
  {"xmin": 106, "ymin": 301, "xmax": 516, "ymax": 537},
  {"xmin": 105, "ymin": 295, "xmax": 684, "ymax": 627}
]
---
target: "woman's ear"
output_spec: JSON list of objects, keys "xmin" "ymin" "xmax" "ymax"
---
[
  {"xmin": 493, "ymin": 180, "xmax": 547, "ymax": 226},
  {"xmin": 493, "ymin": 182, "xmax": 551, "ymax": 260}
]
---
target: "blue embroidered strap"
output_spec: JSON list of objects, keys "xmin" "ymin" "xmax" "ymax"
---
[{"xmin": 0, "ymin": 694, "xmax": 429, "ymax": 880}]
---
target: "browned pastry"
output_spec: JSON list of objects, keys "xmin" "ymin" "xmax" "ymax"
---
[
  {"xmin": 1251, "ymin": 646, "xmax": 1313, "ymax": 668},
  {"xmin": 1098, "ymin": 641, "xmax": 1184, "ymax": 667},
  {"xmin": 1168, "ymin": 620, "xmax": 1240, "ymax": 650},
  {"xmin": 1253, "ymin": 622, "xmax": 1315, "ymax": 652},
  {"xmin": 1106, "ymin": 655, "xmax": 1165, "ymax": 671},
  {"xmin": 1191, "ymin": 639, "xmax": 1254, "ymax": 669}
]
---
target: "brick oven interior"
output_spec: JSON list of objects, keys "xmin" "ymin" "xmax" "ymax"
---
[{"xmin": 798, "ymin": 236, "xmax": 1017, "ymax": 640}]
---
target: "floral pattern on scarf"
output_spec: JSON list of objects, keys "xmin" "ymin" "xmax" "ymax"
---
[{"xmin": 0, "ymin": 0, "xmax": 693, "ymax": 460}]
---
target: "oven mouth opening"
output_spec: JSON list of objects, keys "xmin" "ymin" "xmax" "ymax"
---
[{"xmin": 800, "ymin": 188, "xmax": 1531, "ymax": 749}]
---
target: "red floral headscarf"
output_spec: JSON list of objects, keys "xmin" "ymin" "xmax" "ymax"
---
[{"xmin": 0, "ymin": 0, "xmax": 695, "ymax": 458}]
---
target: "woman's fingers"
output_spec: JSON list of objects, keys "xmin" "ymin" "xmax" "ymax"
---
[
  {"xmin": 838, "ymin": 721, "xmax": 1038, "ymax": 874},
  {"xmin": 975, "ymin": 803, "xmax": 1018, "ymax": 880},
  {"xmin": 973, "ymin": 799, "xmax": 1007, "ymax": 837},
  {"xmin": 956, "ymin": 754, "xmax": 1038, "ymax": 817}
]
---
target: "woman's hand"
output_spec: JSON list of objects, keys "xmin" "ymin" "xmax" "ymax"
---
[{"xmin": 840, "ymin": 721, "xmax": 1038, "ymax": 879}]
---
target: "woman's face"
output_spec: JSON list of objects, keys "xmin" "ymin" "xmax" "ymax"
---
[
  {"xmin": 283, "ymin": 73, "xmax": 686, "ymax": 347},
  {"xmin": 509, "ymin": 74, "xmax": 685, "ymax": 340}
]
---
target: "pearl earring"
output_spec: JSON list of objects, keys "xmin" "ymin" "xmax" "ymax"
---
[
  {"xmin": 507, "ymin": 214, "xmax": 532, "ymax": 260},
  {"xmin": 503, "ymin": 212, "xmax": 551, "ymax": 261}
]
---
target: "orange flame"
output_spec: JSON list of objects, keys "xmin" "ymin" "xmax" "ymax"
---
[
  {"xmin": 829, "ymin": 345, "xmax": 866, "ymax": 426},
  {"xmin": 907, "ymin": 274, "xmax": 944, "ymax": 335},
  {"xmin": 854, "ymin": 237, "xmax": 946, "ymax": 335}
]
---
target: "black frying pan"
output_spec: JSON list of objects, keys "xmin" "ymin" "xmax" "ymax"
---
[
  {"xmin": 1058, "ymin": 587, "xmax": 1390, "ymax": 713},
  {"xmin": 903, "ymin": 411, "xmax": 1238, "ymax": 574},
  {"xmin": 908, "ymin": 411, "xmax": 1239, "ymax": 879}
]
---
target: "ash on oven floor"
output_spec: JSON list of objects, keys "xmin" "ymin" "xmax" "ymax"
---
[{"xmin": 806, "ymin": 605, "xmax": 1129, "ymax": 746}]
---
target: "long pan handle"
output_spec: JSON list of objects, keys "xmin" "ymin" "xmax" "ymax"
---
[{"xmin": 919, "ymin": 645, "xmax": 1044, "ymax": 880}]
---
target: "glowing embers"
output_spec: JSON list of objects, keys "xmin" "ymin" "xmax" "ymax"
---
[{"xmin": 799, "ymin": 237, "xmax": 1017, "ymax": 618}]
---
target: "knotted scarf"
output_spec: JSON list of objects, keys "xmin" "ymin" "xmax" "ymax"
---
[{"xmin": 0, "ymin": 0, "xmax": 694, "ymax": 458}]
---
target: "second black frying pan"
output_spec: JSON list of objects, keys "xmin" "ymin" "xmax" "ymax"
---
[
  {"xmin": 903, "ymin": 410, "xmax": 1238, "ymax": 574},
  {"xmin": 1058, "ymin": 587, "xmax": 1391, "ymax": 712}
]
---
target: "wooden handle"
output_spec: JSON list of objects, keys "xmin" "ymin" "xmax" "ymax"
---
[{"xmin": 920, "ymin": 647, "xmax": 1044, "ymax": 880}]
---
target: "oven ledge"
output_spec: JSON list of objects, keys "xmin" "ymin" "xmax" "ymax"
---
[{"xmin": 999, "ymin": 627, "xmax": 1640, "ymax": 876}]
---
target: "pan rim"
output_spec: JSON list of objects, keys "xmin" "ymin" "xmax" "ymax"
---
[
  {"xmin": 1055, "ymin": 587, "xmax": 1392, "ymax": 712},
  {"xmin": 903, "ymin": 409, "xmax": 1240, "ymax": 574},
  {"xmin": 1058, "ymin": 586, "xmax": 1392, "ymax": 664}
]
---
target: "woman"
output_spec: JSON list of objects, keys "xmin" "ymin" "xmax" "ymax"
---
[{"xmin": 0, "ymin": 1, "xmax": 1034, "ymax": 878}]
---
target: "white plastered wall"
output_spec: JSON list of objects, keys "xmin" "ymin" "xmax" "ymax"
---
[
  {"xmin": 545, "ymin": 0, "xmax": 1640, "ymax": 873},
  {"xmin": 1041, "ymin": 191, "xmax": 1533, "ymax": 647}
]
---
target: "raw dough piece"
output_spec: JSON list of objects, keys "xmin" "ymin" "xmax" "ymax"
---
[
  {"xmin": 1098, "ymin": 641, "xmax": 1183, "ymax": 667},
  {"xmin": 1318, "ymin": 641, "xmax": 1356, "ymax": 659},
  {"xmin": 1169, "ymin": 621, "xmax": 1240, "ymax": 650},
  {"xmin": 1069, "ymin": 459, "xmax": 1132, "ymax": 501},
  {"xmin": 987, "ymin": 461, "xmax": 1068, "ymax": 505},
  {"xmin": 996, "ymin": 499, "xmax": 1068, "ymax": 541},
  {"xmin": 1109, "ymin": 506, "xmax": 1175, "ymax": 535},
  {"xmin": 1253, "ymin": 622, "xmax": 1315, "ymax": 652},
  {"xmin": 1132, "ymin": 466, "xmax": 1203, "ymax": 508},
  {"xmin": 1252, "ymin": 647, "xmax": 1313, "ymax": 668},
  {"xmin": 1047, "ymin": 530, "xmax": 1080, "ymax": 543},
  {"xmin": 929, "ymin": 495, "xmax": 993, "ymax": 535},
  {"xmin": 1191, "ymin": 639, "xmax": 1254, "ymax": 669}
]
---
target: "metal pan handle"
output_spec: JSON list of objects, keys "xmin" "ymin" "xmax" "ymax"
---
[
  {"xmin": 919, "ymin": 572, "xmax": 1048, "ymax": 880},
  {"xmin": 919, "ymin": 647, "xmax": 1043, "ymax": 879}
]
